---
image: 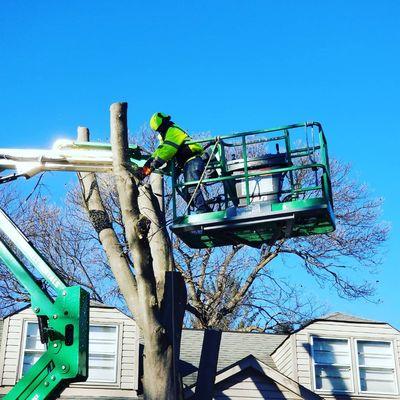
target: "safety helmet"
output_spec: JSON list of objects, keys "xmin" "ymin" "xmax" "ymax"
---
[{"xmin": 150, "ymin": 112, "xmax": 171, "ymax": 131}]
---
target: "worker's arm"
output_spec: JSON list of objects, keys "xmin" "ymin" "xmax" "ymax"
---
[{"xmin": 144, "ymin": 126, "xmax": 187, "ymax": 173}]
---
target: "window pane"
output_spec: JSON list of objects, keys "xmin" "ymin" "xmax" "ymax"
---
[
  {"xmin": 313, "ymin": 338, "xmax": 352, "ymax": 392},
  {"xmin": 357, "ymin": 341, "xmax": 396, "ymax": 393},
  {"xmin": 358, "ymin": 341, "xmax": 394, "ymax": 368},
  {"xmin": 21, "ymin": 322, "xmax": 118, "ymax": 384},
  {"xmin": 88, "ymin": 354, "xmax": 117, "ymax": 381},
  {"xmin": 25, "ymin": 323, "xmax": 45, "ymax": 351},
  {"xmin": 314, "ymin": 349, "xmax": 350, "ymax": 365},
  {"xmin": 89, "ymin": 325, "xmax": 117, "ymax": 355},
  {"xmin": 21, "ymin": 322, "xmax": 45, "ymax": 377},
  {"xmin": 360, "ymin": 367, "xmax": 396, "ymax": 393},
  {"xmin": 314, "ymin": 338, "xmax": 350, "ymax": 365},
  {"xmin": 87, "ymin": 325, "xmax": 117, "ymax": 382},
  {"xmin": 315, "ymin": 365, "xmax": 352, "ymax": 391}
]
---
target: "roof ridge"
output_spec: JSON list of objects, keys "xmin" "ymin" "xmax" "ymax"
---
[
  {"xmin": 319, "ymin": 311, "xmax": 382, "ymax": 323},
  {"xmin": 182, "ymin": 327, "xmax": 287, "ymax": 336}
]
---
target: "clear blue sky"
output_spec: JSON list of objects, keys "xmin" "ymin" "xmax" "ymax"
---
[{"xmin": 1, "ymin": 1, "xmax": 399, "ymax": 326}]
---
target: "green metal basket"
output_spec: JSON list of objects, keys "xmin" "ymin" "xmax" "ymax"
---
[{"xmin": 171, "ymin": 122, "xmax": 335, "ymax": 248}]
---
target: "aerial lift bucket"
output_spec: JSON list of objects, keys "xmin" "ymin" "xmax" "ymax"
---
[{"xmin": 170, "ymin": 122, "xmax": 335, "ymax": 248}]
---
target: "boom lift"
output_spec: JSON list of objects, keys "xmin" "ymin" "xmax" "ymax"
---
[
  {"xmin": 0, "ymin": 140, "xmax": 148, "ymax": 399},
  {"xmin": 0, "ymin": 121, "xmax": 335, "ymax": 249},
  {"xmin": 0, "ymin": 121, "xmax": 335, "ymax": 398},
  {"xmin": 0, "ymin": 208, "xmax": 89, "ymax": 400}
]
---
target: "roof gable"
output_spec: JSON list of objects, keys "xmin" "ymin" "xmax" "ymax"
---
[
  {"xmin": 185, "ymin": 355, "xmax": 323, "ymax": 400},
  {"xmin": 180, "ymin": 329, "xmax": 287, "ymax": 387}
]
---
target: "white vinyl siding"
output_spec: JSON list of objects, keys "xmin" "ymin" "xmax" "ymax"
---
[
  {"xmin": 87, "ymin": 325, "xmax": 118, "ymax": 383},
  {"xmin": 357, "ymin": 340, "xmax": 397, "ymax": 394},
  {"xmin": 312, "ymin": 337, "xmax": 353, "ymax": 392},
  {"xmin": 213, "ymin": 370, "xmax": 304, "ymax": 400}
]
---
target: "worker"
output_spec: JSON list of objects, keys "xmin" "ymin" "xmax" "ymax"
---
[{"xmin": 139, "ymin": 112, "xmax": 210, "ymax": 213}]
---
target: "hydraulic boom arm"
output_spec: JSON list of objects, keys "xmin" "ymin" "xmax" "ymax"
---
[
  {"xmin": 0, "ymin": 138, "xmax": 148, "ymax": 399},
  {"xmin": 0, "ymin": 140, "xmax": 147, "ymax": 182},
  {"xmin": 0, "ymin": 208, "xmax": 89, "ymax": 400}
]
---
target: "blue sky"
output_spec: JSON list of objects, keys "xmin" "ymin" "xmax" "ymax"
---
[{"xmin": 0, "ymin": 1, "xmax": 399, "ymax": 325}]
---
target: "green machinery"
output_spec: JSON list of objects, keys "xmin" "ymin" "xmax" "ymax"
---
[
  {"xmin": 170, "ymin": 122, "xmax": 335, "ymax": 248},
  {"xmin": 0, "ymin": 120, "xmax": 335, "ymax": 398},
  {"xmin": 0, "ymin": 208, "xmax": 89, "ymax": 400},
  {"xmin": 0, "ymin": 121, "xmax": 335, "ymax": 250},
  {"xmin": 0, "ymin": 140, "xmax": 148, "ymax": 399}
]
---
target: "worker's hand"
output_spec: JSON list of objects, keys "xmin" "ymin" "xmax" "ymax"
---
[
  {"xmin": 145, "ymin": 157, "xmax": 165, "ymax": 171},
  {"xmin": 143, "ymin": 166, "xmax": 152, "ymax": 176},
  {"xmin": 135, "ymin": 166, "xmax": 152, "ymax": 180}
]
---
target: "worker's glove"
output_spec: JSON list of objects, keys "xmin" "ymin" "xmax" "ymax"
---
[{"xmin": 144, "ymin": 157, "xmax": 166, "ymax": 171}]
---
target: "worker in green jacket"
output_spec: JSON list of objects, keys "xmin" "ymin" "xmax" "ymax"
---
[{"xmin": 139, "ymin": 112, "xmax": 210, "ymax": 213}]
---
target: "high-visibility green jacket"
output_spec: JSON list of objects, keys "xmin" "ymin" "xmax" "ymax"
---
[{"xmin": 151, "ymin": 124, "xmax": 203, "ymax": 168}]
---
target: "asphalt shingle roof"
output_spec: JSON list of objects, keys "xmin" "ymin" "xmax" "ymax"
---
[
  {"xmin": 319, "ymin": 312, "xmax": 383, "ymax": 324},
  {"xmin": 180, "ymin": 329, "xmax": 287, "ymax": 387}
]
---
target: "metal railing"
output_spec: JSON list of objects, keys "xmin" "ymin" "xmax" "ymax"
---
[{"xmin": 171, "ymin": 122, "xmax": 333, "ymax": 220}]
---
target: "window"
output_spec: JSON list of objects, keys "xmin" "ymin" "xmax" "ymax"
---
[
  {"xmin": 88, "ymin": 325, "xmax": 118, "ymax": 383},
  {"xmin": 21, "ymin": 322, "xmax": 46, "ymax": 376},
  {"xmin": 21, "ymin": 322, "xmax": 118, "ymax": 383},
  {"xmin": 357, "ymin": 340, "xmax": 397, "ymax": 394},
  {"xmin": 312, "ymin": 337, "xmax": 353, "ymax": 392}
]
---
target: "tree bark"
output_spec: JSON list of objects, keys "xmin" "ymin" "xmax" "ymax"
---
[
  {"xmin": 109, "ymin": 103, "xmax": 186, "ymax": 400},
  {"xmin": 76, "ymin": 127, "xmax": 139, "ymax": 318}
]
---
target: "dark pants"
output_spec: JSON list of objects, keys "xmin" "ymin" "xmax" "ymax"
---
[{"xmin": 183, "ymin": 157, "xmax": 208, "ymax": 212}]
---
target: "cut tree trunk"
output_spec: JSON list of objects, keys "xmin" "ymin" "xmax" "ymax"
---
[{"xmin": 108, "ymin": 102, "xmax": 186, "ymax": 400}]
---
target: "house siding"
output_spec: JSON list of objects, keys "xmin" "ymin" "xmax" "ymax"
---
[
  {"xmin": 213, "ymin": 370, "xmax": 303, "ymax": 400},
  {"xmin": 271, "ymin": 333, "xmax": 295, "ymax": 379},
  {"xmin": 0, "ymin": 306, "xmax": 139, "ymax": 399},
  {"xmin": 295, "ymin": 320, "xmax": 400, "ymax": 400}
]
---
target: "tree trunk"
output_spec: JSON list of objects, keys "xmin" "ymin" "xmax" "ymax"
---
[
  {"xmin": 76, "ymin": 126, "xmax": 139, "ymax": 318},
  {"xmin": 108, "ymin": 102, "xmax": 186, "ymax": 400}
]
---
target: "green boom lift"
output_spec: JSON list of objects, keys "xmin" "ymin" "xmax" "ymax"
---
[
  {"xmin": 0, "ymin": 120, "xmax": 334, "ymax": 398},
  {"xmin": 0, "ymin": 121, "xmax": 335, "ymax": 250},
  {"xmin": 0, "ymin": 141, "xmax": 148, "ymax": 399},
  {"xmin": 0, "ymin": 208, "xmax": 89, "ymax": 400}
]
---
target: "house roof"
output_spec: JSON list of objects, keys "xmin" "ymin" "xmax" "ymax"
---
[
  {"xmin": 89, "ymin": 300, "xmax": 116, "ymax": 309},
  {"xmin": 318, "ymin": 311, "xmax": 383, "ymax": 324},
  {"xmin": 180, "ymin": 329, "xmax": 287, "ymax": 387},
  {"xmin": 0, "ymin": 300, "xmax": 120, "ymax": 320},
  {"xmin": 295, "ymin": 311, "xmax": 389, "ymax": 333}
]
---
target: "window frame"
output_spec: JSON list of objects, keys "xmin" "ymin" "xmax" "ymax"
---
[
  {"xmin": 355, "ymin": 338, "xmax": 399, "ymax": 396},
  {"xmin": 19, "ymin": 320, "xmax": 46, "ymax": 379},
  {"xmin": 19, "ymin": 320, "xmax": 120, "ymax": 385},
  {"xmin": 311, "ymin": 336, "xmax": 354, "ymax": 394},
  {"xmin": 86, "ymin": 323, "xmax": 120, "ymax": 384}
]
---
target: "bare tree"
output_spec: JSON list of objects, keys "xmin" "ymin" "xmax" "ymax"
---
[
  {"xmin": 0, "ymin": 182, "xmax": 108, "ymax": 314},
  {"xmin": 77, "ymin": 103, "xmax": 186, "ymax": 400},
  {"xmin": 0, "ymin": 115, "xmax": 389, "ymax": 398},
  {"xmin": 73, "ymin": 129, "xmax": 387, "ymax": 333},
  {"xmin": 176, "ymin": 157, "xmax": 389, "ymax": 332}
]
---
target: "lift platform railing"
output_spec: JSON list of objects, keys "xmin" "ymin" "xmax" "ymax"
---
[
  {"xmin": 171, "ymin": 121, "xmax": 333, "ymax": 221},
  {"xmin": 0, "ymin": 208, "xmax": 89, "ymax": 400}
]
